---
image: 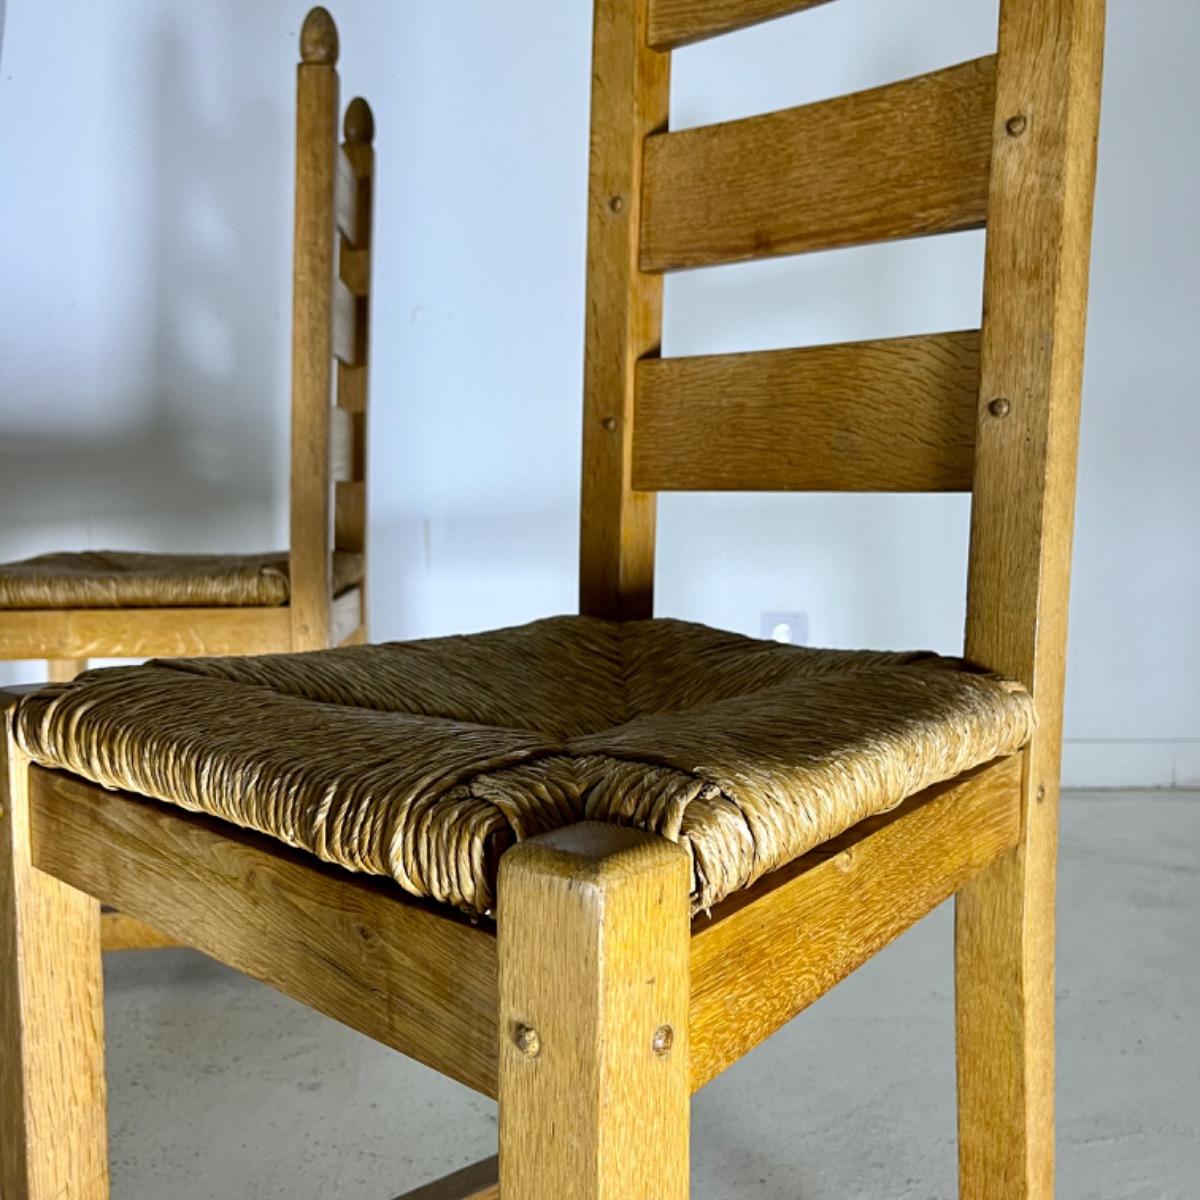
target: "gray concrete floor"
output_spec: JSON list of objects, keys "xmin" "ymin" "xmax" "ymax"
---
[{"xmin": 103, "ymin": 793, "xmax": 1199, "ymax": 1199}]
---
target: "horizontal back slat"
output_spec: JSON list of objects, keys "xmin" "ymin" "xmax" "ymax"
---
[
  {"xmin": 340, "ymin": 245, "xmax": 371, "ymax": 297},
  {"xmin": 335, "ymin": 480, "xmax": 365, "ymax": 553},
  {"xmin": 335, "ymin": 146, "xmax": 362, "ymax": 246},
  {"xmin": 332, "ymin": 278, "xmax": 359, "ymax": 365},
  {"xmin": 632, "ymin": 331, "xmax": 981, "ymax": 492},
  {"xmin": 641, "ymin": 56, "xmax": 996, "ymax": 272},
  {"xmin": 648, "ymin": 0, "xmax": 835, "ymax": 50}
]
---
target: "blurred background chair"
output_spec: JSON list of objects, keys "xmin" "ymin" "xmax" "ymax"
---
[
  {"xmin": 0, "ymin": 4, "xmax": 372, "ymax": 677},
  {"xmin": 0, "ymin": 5, "xmax": 374, "ymax": 951}
]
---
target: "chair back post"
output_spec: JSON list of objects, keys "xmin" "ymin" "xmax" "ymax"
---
[
  {"xmin": 333, "ymin": 97, "xmax": 375, "ymax": 641},
  {"xmin": 580, "ymin": 0, "xmax": 1103, "ymax": 742},
  {"xmin": 967, "ymin": 0, "xmax": 1105, "ymax": 809},
  {"xmin": 289, "ymin": 7, "xmax": 341, "ymax": 651},
  {"xmin": 578, "ymin": 0, "xmax": 669, "ymax": 620},
  {"xmin": 958, "ymin": 1, "xmax": 1104, "ymax": 1189}
]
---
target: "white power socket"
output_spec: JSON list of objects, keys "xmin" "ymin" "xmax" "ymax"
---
[{"xmin": 760, "ymin": 611, "xmax": 810, "ymax": 645}]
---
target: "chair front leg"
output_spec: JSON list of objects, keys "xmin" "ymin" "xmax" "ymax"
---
[
  {"xmin": 1, "ymin": 713, "xmax": 108, "ymax": 1200},
  {"xmin": 498, "ymin": 823, "xmax": 691, "ymax": 1200}
]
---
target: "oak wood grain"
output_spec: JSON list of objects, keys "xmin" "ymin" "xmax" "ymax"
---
[
  {"xmin": 391, "ymin": 1156, "xmax": 498, "ymax": 1200},
  {"xmin": 641, "ymin": 56, "xmax": 996, "ymax": 272},
  {"xmin": 335, "ymin": 480, "xmax": 366, "ymax": 555},
  {"xmin": 633, "ymin": 330, "xmax": 980, "ymax": 492},
  {"xmin": 100, "ymin": 911, "xmax": 180, "ymax": 952},
  {"xmin": 288, "ymin": 53, "xmax": 339, "ymax": 650},
  {"xmin": 340, "ymin": 244, "xmax": 371, "ymax": 298},
  {"xmin": 28, "ymin": 766, "xmax": 500, "ymax": 1098},
  {"xmin": 499, "ymin": 823, "xmax": 691, "ymax": 1199},
  {"xmin": 957, "ymin": 2, "xmax": 1105, "ymax": 1197},
  {"xmin": 689, "ymin": 756, "xmax": 1021, "ymax": 1090},
  {"xmin": 578, "ymin": 0, "xmax": 670, "ymax": 619},
  {"xmin": 0, "ymin": 606, "xmax": 293, "ymax": 659},
  {"xmin": 45, "ymin": 658, "xmax": 88, "ymax": 683},
  {"xmin": 648, "ymin": 0, "xmax": 835, "ymax": 49},
  {"xmin": 2, "ymin": 704, "xmax": 108, "ymax": 1200}
]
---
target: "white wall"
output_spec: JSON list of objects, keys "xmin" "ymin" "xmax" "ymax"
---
[{"xmin": 1, "ymin": 0, "xmax": 1196, "ymax": 787}]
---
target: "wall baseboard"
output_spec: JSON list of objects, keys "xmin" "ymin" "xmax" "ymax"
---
[{"xmin": 1062, "ymin": 739, "xmax": 1200, "ymax": 790}]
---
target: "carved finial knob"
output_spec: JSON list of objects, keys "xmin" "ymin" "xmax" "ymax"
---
[
  {"xmin": 300, "ymin": 7, "xmax": 339, "ymax": 64},
  {"xmin": 344, "ymin": 97, "xmax": 375, "ymax": 144}
]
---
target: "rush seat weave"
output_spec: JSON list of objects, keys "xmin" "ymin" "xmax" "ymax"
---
[
  {"xmin": 13, "ymin": 616, "xmax": 1035, "ymax": 916},
  {"xmin": 0, "ymin": 550, "xmax": 364, "ymax": 609}
]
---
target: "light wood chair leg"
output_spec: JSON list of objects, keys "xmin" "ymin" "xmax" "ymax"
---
[
  {"xmin": 1, "ymin": 729, "xmax": 108, "ymax": 1200},
  {"xmin": 46, "ymin": 658, "xmax": 88, "ymax": 683},
  {"xmin": 955, "ymin": 827, "xmax": 1056, "ymax": 1200},
  {"xmin": 101, "ymin": 909, "xmax": 182, "ymax": 952},
  {"xmin": 498, "ymin": 823, "xmax": 690, "ymax": 1200}
]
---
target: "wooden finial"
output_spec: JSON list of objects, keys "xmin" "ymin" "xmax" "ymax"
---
[
  {"xmin": 344, "ymin": 97, "xmax": 375, "ymax": 144},
  {"xmin": 300, "ymin": 7, "xmax": 339, "ymax": 65}
]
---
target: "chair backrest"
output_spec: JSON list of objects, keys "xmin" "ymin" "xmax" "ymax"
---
[
  {"xmin": 579, "ymin": 0, "xmax": 1104, "ymax": 787},
  {"xmin": 289, "ymin": 7, "xmax": 375, "ymax": 650}
]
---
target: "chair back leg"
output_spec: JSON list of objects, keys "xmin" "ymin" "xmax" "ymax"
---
[{"xmin": 956, "ymin": 0, "xmax": 1105, "ymax": 1194}]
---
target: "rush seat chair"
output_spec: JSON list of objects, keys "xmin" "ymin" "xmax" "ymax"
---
[
  {"xmin": 0, "ymin": 6, "xmax": 374, "ymax": 955},
  {"xmin": 0, "ymin": 7, "xmax": 373, "ymax": 689},
  {"xmin": 0, "ymin": 0, "xmax": 1103, "ymax": 1197}
]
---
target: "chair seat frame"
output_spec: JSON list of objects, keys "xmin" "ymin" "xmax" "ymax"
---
[
  {"xmin": 2, "ymin": 716, "xmax": 1020, "ymax": 1197},
  {"xmin": 0, "ymin": 590, "xmax": 364, "ymax": 663}
]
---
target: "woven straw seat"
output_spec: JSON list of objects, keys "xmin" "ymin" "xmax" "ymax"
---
[
  {"xmin": 0, "ymin": 549, "xmax": 364, "ymax": 609},
  {"xmin": 14, "ymin": 616, "xmax": 1035, "ymax": 916}
]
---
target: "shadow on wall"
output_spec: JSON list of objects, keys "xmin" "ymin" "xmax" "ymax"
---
[
  {"xmin": 0, "ymin": 1, "xmax": 288, "ymax": 558},
  {"xmin": 0, "ymin": 1, "xmax": 291, "ymax": 683}
]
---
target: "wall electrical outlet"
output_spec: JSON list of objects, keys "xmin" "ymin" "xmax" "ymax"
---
[{"xmin": 760, "ymin": 611, "xmax": 810, "ymax": 645}]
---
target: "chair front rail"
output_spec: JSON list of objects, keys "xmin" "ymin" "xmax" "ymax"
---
[
  {"xmin": 0, "ymin": 606, "xmax": 294, "ymax": 660},
  {"xmin": 27, "ymin": 763, "xmax": 501, "ymax": 1098},
  {"xmin": 21, "ymin": 750, "xmax": 1020, "ymax": 1101}
]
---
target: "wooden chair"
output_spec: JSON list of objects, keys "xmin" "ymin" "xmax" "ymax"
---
[
  {"xmin": 0, "ymin": 0, "xmax": 1103, "ymax": 1197},
  {"xmin": 0, "ymin": 7, "xmax": 374, "ymax": 953},
  {"xmin": 0, "ymin": 6, "xmax": 373, "ymax": 678}
]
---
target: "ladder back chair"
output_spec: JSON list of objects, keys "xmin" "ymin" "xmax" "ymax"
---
[
  {"xmin": 0, "ymin": 0, "xmax": 1102, "ymax": 1197},
  {"xmin": 0, "ymin": 5, "xmax": 373, "ymax": 673},
  {"xmin": 0, "ymin": 6, "xmax": 375, "ymax": 955}
]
